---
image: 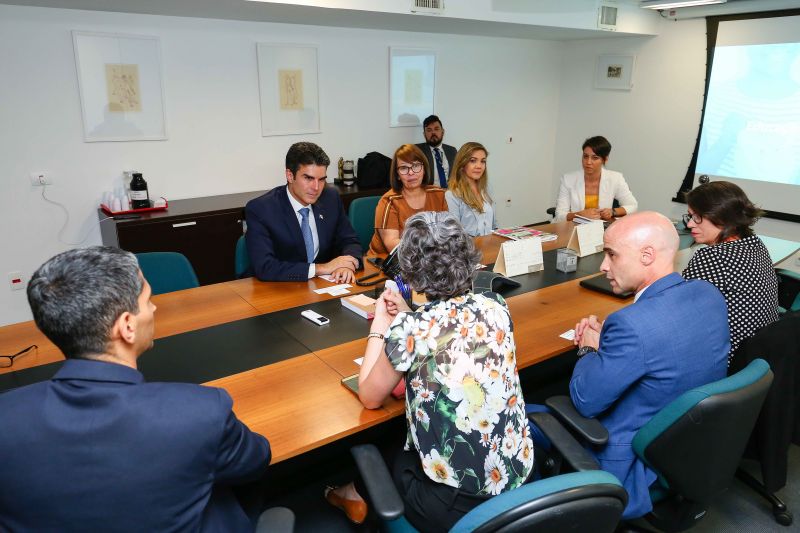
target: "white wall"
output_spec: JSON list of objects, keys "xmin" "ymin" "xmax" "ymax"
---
[
  {"xmin": 0, "ymin": 5, "xmax": 563, "ymax": 326},
  {"xmin": 553, "ymin": 17, "xmax": 800, "ymax": 240}
]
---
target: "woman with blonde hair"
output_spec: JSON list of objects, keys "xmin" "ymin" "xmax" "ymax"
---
[{"xmin": 445, "ymin": 142, "xmax": 496, "ymax": 236}]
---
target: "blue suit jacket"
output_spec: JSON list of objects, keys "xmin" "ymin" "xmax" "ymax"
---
[
  {"xmin": 569, "ymin": 273, "xmax": 729, "ymax": 519},
  {"xmin": 245, "ymin": 185, "xmax": 362, "ymax": 281},
  {"xmin": 0, "ymin": 359, "xmax": 270, "ymax": 532}
]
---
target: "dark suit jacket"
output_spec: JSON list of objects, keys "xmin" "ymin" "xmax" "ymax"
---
[
  {"xmin": 245, "ymin": 185, "xmax": 362, "ymax": 281},
  {"xmin": 415, "ymin": 142, "xmax": 457, "ymax": 187},
  {"xmin": 0, "ymin": 359, "xmax": 270, "ymax": 532},
  {"xmin": 570, "ymin": 273, "xmax": 729, "ymax": 519}
]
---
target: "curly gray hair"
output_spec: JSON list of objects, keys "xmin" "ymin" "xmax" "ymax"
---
[{"xmin": 398, "ymin": 212, "xmax": 480, "ymax": 301}]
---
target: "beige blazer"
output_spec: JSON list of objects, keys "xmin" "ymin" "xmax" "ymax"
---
[{"xmin": 554, "ymin": 168, "xmax": 638, "ymax": 222}]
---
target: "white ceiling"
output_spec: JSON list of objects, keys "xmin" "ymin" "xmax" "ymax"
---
[
  {"xmin": 2, "ymin": 0, "xmax": 798, "ymax": 39},
  {"xmin": 0, "ymin": 0, "xmax": 648, "ymax": 40}
]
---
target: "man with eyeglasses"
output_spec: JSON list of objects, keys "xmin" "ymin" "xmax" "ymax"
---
[
  {"xmin": 555, "ymin": 212, "xmax": 729, "ymax": 519},
  {"xmin": 245, "ymin": 141, "xmax": 363, "ymax": 282},
  {"xmin": 0, "ymin": 247, "xmax": 272, "ymax": 531},
  {"xmin": 415, "ymin": 115, "xmax": 457, "ymax": 188}
]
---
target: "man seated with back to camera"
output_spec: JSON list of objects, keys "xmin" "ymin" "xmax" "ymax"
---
[
  {"xmin": 245, "ymin": 141, "xmax": 362, "ymax": 282},
  {"xmin": 0, "ymin": 247, "xmax": 271, "ymax": 532},
  {"xmin": 529, "ymin": 212, "xmax": 730, "ymax": 519}
]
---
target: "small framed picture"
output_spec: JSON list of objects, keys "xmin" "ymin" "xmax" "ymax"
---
[{"xmin": 595, "ymin": 54, "xmax": 635, "ymax": 91}]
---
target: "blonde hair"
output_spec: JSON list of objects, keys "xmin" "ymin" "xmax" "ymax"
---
[{"xmin": 448, "ymin": 142, "xmax": 490, "ymax": 213}]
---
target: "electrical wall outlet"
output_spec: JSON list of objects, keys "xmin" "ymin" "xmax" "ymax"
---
[
  {"xmin": 29, "ymin": 172, "xmax": 52, "ymax": 186},
  {"xmin": 8, "ymin": 271, "xmax": 26, "ymax": 291},
  {"xmin": 506, "ymin": 136, "xmax": 513, "ymax": 144}
]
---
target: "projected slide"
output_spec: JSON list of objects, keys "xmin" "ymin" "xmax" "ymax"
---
[{"xmin": 696, "ymin": 43, "xmax": 800, "ymax": 186}]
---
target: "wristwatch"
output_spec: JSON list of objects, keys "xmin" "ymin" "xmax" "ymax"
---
[{"xmin": 576, "ymin": 346, "xmax": 597, "ymax": 358}]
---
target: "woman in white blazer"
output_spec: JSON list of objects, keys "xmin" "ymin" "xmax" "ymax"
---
[{"xmin": 554, "ymin": 136, "xmax": 638, "ymax": 222}]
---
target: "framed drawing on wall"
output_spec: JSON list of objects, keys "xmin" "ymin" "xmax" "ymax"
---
[
  {"xmin": 257, "ymin": 43, "xmax": 320, "ymax": 136},
  {"xmin": 595, "ymin": 54, "xmax": 636, "ymax": 91},
  {"xmin": 72, "ymin": 31, "xmax": 168, "ymax": 142},
  {"xmin": 389, "ymin": 47, "xmax": 436, "ymax": 127}
]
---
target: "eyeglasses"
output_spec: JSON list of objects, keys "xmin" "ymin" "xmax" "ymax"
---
[
  {"xmin": 0, "ymin": 345, "xmax": 37, "ymax": 368},
  {"xmin": 682, "ymin": 213, "xmax": 703, "ymax": 225},
  {"xmin": 397, "ymin": 162, "xmax": 424, "ymax": 175}
]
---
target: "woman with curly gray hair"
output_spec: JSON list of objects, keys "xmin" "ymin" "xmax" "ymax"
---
[{"xmin": 326, "ymin": 212, "xmax": 534, "ymax": 531}]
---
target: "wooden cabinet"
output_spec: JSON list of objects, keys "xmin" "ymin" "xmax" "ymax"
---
[
  {"xmin": 99, "ymin": 191, "xmax": 263, "ymax": 285},
  {"xmin": 98, "ymin": 184, "xmax": 386, "ymax": 285}
]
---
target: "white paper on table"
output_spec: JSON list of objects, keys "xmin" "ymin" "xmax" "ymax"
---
[
  {"xmin": 560, "ymin": 329, "xmax": 576, "ymax": 341},
  {"xmin": 313, "ymin": 283, "xmax": 352, "ymax": 295},
  {"xmin": 354, "ymin": 357, "xmax": 364, "ymax": 366},
  {"xmin": 328, "ymin": 287, "xmax": 351, "ymax": 296},
  {"xmin": 496, "ymin": 237, "xmax": 543, "ymax": 277},
  {"xmin": 317, "ymin": 274, "xmax": 337, "ymax": 282}
]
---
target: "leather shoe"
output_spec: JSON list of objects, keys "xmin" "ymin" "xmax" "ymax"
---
[{"xmin": 324, "ymin": 486, "xmax": 368, "ymax": 524}]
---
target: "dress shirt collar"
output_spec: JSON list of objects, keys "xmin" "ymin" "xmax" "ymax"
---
[{"xmin": 53, "ymin": 358, "xmax": 145, "ymax": 385}]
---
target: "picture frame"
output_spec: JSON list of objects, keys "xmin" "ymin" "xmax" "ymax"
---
[
  {"xmin": 256, "ymin": 43, "xmax": 320, "ymax": 137},
  {"xmin": 389, "ymin": 47, "xmax": 436, "ymax": 128},
  {"xmin": 594, "ymin": 54, "xmax": 636, "ymax": 91},
  {"xmin": 72, "ymin": 31, "xmax": 168, "ymax": 142}
]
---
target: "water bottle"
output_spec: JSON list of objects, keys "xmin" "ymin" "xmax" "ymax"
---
[{"xmin": 129, "ymin": 172, "xmax": 150, "ymax": 209}]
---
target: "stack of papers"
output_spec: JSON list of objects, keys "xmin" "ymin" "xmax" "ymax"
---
[
  {"xmin": 493, "ymin": 226, "xmax": 557, "ymax": 242},
  {"xmin": 341, "ymin": 294, "xmax": 376, "ymax": 319},
  {"xmin": 573, "ymin": 215, "xmax": 601, "ymax": 225}
]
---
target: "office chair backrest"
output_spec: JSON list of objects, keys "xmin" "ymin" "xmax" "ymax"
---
[
  {"xmin": 632, "ymin": 359, "xmax": 772, "ymax": 504},
  {"xmin": 135, "ymin": 252, "xmax": 200, "ymax": 295},
  {"xmin": 235, "ymin": 235, "xmax": 250, "ymax": 279},
  {"xmin": 451, "ymin": 470, "xmax": 627, "ymax": 533},
  {"xmin": 348, "ymin": 196, "xmax": 381, "ymax": 251},
  {"xmin": 776, "ymin": 268, "xmax": 800, "ymax": 312}
]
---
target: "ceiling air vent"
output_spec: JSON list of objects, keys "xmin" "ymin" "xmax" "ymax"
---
[
  {"xmin": 598, "ymin": 2, "xmax": 618, "ymax": 31},
  {"xmin": 412, "ymin": 0, "xmax": 445, "ymax": 15}
]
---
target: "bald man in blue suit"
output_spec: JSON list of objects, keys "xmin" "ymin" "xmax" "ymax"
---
[{"xmin": 569, "ymin": 212, "xmax": 729, "ymax": 519}]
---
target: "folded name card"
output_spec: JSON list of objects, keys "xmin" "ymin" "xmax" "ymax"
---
[{"xmin": 494, "ymin": 237, "xmax": 544, "ymax": 278}]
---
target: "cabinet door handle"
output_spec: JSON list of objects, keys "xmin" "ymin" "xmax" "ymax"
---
[{"xmin": 172, "ymin": 221, "xmax": 197, "ymax": 228}]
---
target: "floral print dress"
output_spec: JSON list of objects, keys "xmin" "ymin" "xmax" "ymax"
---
[{"xmin": 384, "ymin": 292, "xmax": 534, "ymax": 495}]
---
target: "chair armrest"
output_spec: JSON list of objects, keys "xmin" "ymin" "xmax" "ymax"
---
[
  {"xmin": 546, "ymin": 396, "xmax": 609, "ymax": 446},
  {"xmin": 528, "ymin": 412, "xmax": 601, "ymax": 472},
  {"xmin": 255, "ymin": 507, "xmax": 295, "ymax": 533},
  {"xmin": 350, "ymin": 444, "xmax": 404, "ymax": 521}
]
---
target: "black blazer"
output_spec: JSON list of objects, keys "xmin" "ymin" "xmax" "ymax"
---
[
  {"xmin": 245, "ymin": 185, "xmax": 362, "ymax": 281},
  {"xmin": 415, "ymin": 142, "xmax": 457, "ymax": 187}
]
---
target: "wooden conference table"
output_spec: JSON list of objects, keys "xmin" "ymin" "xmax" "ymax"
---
[{"xmin": 0, "ymin": 221, "xmax": 629, "ymax": 464}]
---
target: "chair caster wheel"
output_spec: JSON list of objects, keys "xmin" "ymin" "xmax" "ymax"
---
[{"xmin": 774, "ymin": 510, "xmax": 793, "ymax": 526}]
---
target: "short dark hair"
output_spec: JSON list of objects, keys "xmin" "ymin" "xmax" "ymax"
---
[
  {"xmin": 27, "ymin": 246, "xmax": 143, "ymax": 359},
  {"xmin": 398, "ymin": 212, "xmax": 480, "ymax": 302},
  {"xmin": 285, "ymin": 142, "xmax": 330, "ymax": 175},
  {"xmin": 582, "ymin": 136, "xmax": 612, "ymax": 159},
  {"xmin": 390, "ymin": 144, "xmax": 432, "ymax": 192},
  {"xmin": 422, "ymin": 115, "xmax": 443, "ymax": 129},
  {"xmin": 686, "ymin": 181, "xmax": 763, "ymax": 243}
]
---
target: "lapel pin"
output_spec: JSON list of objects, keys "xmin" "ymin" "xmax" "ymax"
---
[{"xmin": 319, "ymin": 214, "xmax": 324, "ymax": 220}]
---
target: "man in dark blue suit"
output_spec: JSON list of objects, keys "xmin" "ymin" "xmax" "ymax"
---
[
  {"xmin": 245, "ymin": 142, "xmax": 362, "ymax": 282},
  {"xmin": 569, "ymin": 212, "xmax": 729, "ymax": 519},
  {"xmin": 0, "ymin": 247, "xmax": 271, "ymax": 531},
  {"xmin": 415, "ymin": 115, "xmax": 457, "ymax": 188}
]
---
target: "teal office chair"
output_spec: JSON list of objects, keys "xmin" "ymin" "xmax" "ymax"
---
[
  {"xmin": 135, "ymin": 252, "xmax": 200, "ymax": 295},
  {"xmin": 776, "ymin": 268, "xmax": 800, "ymax": 312},
  {"xmin": 350, "ymin": 444, "xmax": 627, "ymax": 532},
  {"xmin": 348, "ymin": 196, "xmax": 382, "ymax": 251},
  {"xmin": 539, "ymin": 359, "xmax": 773, "ymax": 532},
  {"xmin": 235, "ymin": 235, "xmax": 251, "ymax": 279}
]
